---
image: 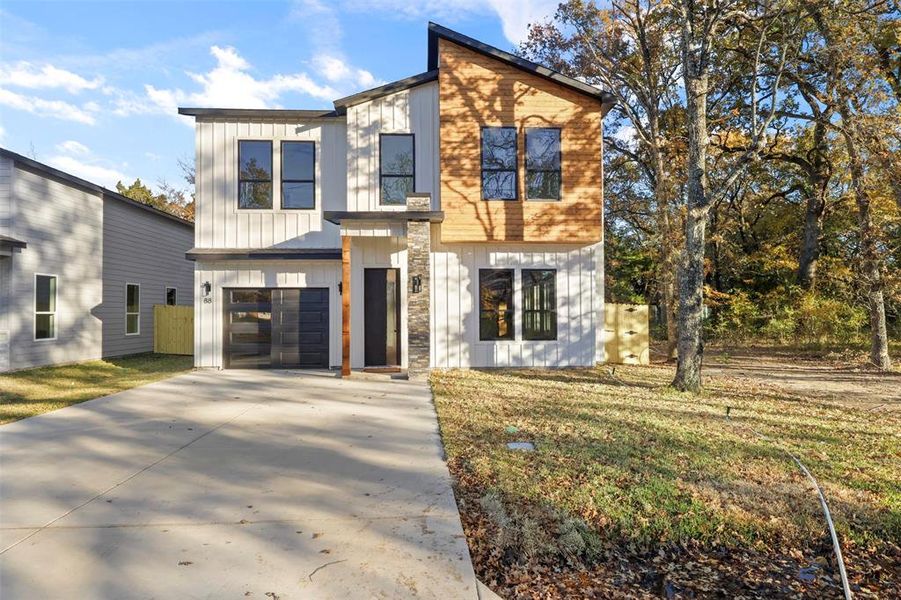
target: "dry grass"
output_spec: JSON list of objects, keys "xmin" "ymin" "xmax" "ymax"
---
[
  {"xmin": 431, "ymin": 364, "xmax": 900, "ymax": 596},
  {"xmin": 0, "ymin": 353, "xmax": 193, "ymax": 424}
]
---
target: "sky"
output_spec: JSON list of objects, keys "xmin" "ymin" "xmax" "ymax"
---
[{"xmin": 0, "ymin": 0, "xmax": 561, "ymax": 193}]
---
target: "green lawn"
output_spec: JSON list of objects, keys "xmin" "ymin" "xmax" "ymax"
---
[
  {"xmin": 0, "ymin": 353, "xmax": 193, "ymax": 424},
  {"xmin": 432, "ymin": 365, "xmax": 900, "ymax": 598}
]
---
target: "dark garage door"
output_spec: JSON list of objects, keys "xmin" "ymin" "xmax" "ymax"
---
[{"xmin": 224, "ymin": 288, "xmax": 329, "ymax": 369}]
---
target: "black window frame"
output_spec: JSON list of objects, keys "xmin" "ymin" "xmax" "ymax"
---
[
  {"xmin": 166, "ymin": 287, "xmax": 177, "ymax": 306},
  {"xmin": 280, "ymin": 140, "xmax": 316, "ymax": 210},
  {"xmin": 480, "ymin": 126, "xmax": 518, "ymax": 201},
  {"xmin": 237, "ymin": 140, "xmax": 273, "ymax": 210},
  {"xmin": 379, "ymin": 133, "xmax": 415, "ymax": 206},
  {"xmin": 478, "ymin": 269, "xmax": 515, "ymax": 341},
  {"xmin": 525, "ymin": 128, "xmax": 562, "ymax": 201},
  {"xmin": 522, "ymin": 269, "xmax": 558, "ymax": 340}
]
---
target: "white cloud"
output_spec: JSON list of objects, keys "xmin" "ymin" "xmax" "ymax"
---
[
  {"xmin": 0, "ymin": 61, "xmax": 103, "ymax": 93},
  {"xmin": 141, "ymin": 45, "xmax": 349, "ymax": 116},
  {"xmin": 313, "ymin": 54, "xmax": 378, "ymax": 89},
  {"xmin": 56, "ymin": 140, "xmax": 90, "ymax": 155},
  {"xmin": 0, "ymin": 124, "xmax": 5, "ymax": 142},
  {"xmin": 46, "ymin": 155, "xmax": 130, "ymax": 189},
  {"xmin": 0, "ymin": 88, "xmax": 97, "ymax": 124}
]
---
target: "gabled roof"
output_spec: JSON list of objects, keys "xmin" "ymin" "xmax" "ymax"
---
[
  {"xmin": 333, "ymin": 70, "xmax": 439, "ymax": 111},
  {"xmin": 0, "ymin": 148, "xmax": 194, "ymax": 228},
  {"xmin": 427, "ymin": 22, "xmax": 616, "ymax": 106}
]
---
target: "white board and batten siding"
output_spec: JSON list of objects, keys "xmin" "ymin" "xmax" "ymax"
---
[
  {"xmin": 0, "ymin": 156, "xmax": 12, "ymax": 370},
  {"xmin": 431, "ymin": 234, "xmax": 604, "ymax": 368},
  {"xmin": 194, "ymin": 119, "xmax": 347, "ymax": 250},
  {"xmin": 346, "ymin": 82, "xmax": 440, "ymax": 211},
  {"xmin": 194, "ymin": 261, "xmax": 343, "ymax": 368}
]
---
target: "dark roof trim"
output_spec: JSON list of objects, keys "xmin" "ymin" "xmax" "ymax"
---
[
  {"xmin": 333, "ymin": 70, "xmax": 439, "ymax": 110},
  {"xmin": 323, "ymin": 210, "xmax": 444, "ymax": 225},
  {"xmin": 178, "ymin": 108, "xmax": 342, "ymax": 119},
  {"xmin": 0, "ymin": 234, "xmax": 27, "ymax": 249},
  {"xmin": 427, "ymin": 22, "xmax": 616, "ymax": 106},
  {"xmin": 0, "ymin": 148, "xmax": 194, "ymax": 228},
  {"xmin": 186, "ymin": 247, "xmax": 342, "ymax": 261}
]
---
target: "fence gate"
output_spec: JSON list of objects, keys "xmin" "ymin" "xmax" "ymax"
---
[
  {"xmin": 603, "ymin": 304, "xmax": 650, "ymax": 365},
  {"xmin": 153, "ymin": 305, "xmax": 194, "ymax": 355}
]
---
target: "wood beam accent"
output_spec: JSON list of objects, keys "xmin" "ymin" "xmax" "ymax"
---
[{"xmin": 341, "ymin": 236, "xmax": 351, "ymax": 376}]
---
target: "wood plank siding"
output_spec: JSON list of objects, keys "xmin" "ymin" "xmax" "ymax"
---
[{"xmin": 438, "ymin": 38, "xmax": 604, "ymax": 244}]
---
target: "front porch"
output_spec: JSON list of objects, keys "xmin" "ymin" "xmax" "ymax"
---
[{"xmin": 324, "ymin": 194, "xmax": 443, "ymax": 379}]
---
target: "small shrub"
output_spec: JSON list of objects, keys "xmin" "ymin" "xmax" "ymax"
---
[{"xmin": 796, "ymin": 292, "xmax": 867, "ymax": 344}]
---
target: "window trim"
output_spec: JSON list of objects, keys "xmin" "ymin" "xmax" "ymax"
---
[
  {"xmin": 480, "ymin": 126, "xmax": 518, "ymax": 201},
  {"xmin": 478, "ymin": 268, "xmax": 516, "ymax": 341},
  {"xmin": 165, "ymin": 286, "xmax": 177, "ymax": 306},
  {"xmin": 237, "ymin": 139, "xmax": 273, "ymax": 210},
  {"xmin": 280, "ymin": 140, "xmax": 316, "ymax": 210},
  {"xmin": 125, "ymin": 282, "xmax": 141, "ymax": 336},
  {"xmin": 378, "ymin": 133, "xmax": 416, "ymax": 206},
  {"xmin": 33, "ymin": 273, "xmax": 58, "ymax": 342},
  {"xmin": 521, "ymin": 268, "xmax": 558, "ymax": 341},
  {"xmin": 525, "ymin": 127, "xmax": 562, "ymax": 201}
]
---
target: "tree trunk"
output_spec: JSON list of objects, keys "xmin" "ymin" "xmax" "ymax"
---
[
  {"xmin": 797, "ymin": 183, "xmax": 825, "ymax": 288},
  {"xmin": 842, "ymin": 124, "xmax": 892, "ymax": 370},
  {"xmin": 653, "ymin": 151, "xmax": 679, "ymax": 360},
  {"xmin": 673, "ymin": 72, "xmax": 709, "ymax": 393}
]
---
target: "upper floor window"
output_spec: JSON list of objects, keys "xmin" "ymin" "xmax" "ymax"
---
[
  {"xmin": 166, "ymin": 287, "xmax": 177, "ymax": 306},
  {"xmin": 35, "ymin": 274, "xmax": 57, "ymax": 340},
  {"xmin": 526, "ymin": 128, "xmax": 561, "ymax": 201},
  {"xmin": 238, "ymin": 140, "xmax": 272, "ymax": 209},
  {"xmin": 481, "ymin": 127, "xmax": 517, "ymax": 200},
  {"xmin": 522, "ymin": 269, "xmax": 557, "ymax": 340},
  {"xmin": 282, "ymin": 141, "xmax": 315, "ymax": 209},
  {"xmin": 479, "ymin": 269, "xmax": 514, "ymax": 340},
  {"xmin": 380, "ymin": 134, "xmax": 414, "ymax": 205}
]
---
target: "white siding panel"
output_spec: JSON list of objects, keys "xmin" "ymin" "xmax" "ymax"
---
[
  {"xmin": 194, "ymin": 119, "xmax": 346, "ymax": 250},
  {"xmin": 346, "ymin": 82, "xmax": 439, "ymax": 212},
  {"xmin": 0, "ymin": 156, "xmax": 12, "ymax": 236},
  {"xmin": 430, "ymin": 235, "xmax": 602, "ymax": 368},
  {"xmin": 193, "ymin": 260, "xmax": 342, "ymax": 368}
]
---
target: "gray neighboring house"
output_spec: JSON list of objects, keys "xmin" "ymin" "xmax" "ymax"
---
[{"xmin": 0, "ymin": 148, "xmax": 194, "ymax": 372}]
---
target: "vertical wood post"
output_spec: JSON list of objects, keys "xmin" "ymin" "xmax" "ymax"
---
[{"xmin": 341, "ymin": 236, "xmax": 351, "ymax": 376}]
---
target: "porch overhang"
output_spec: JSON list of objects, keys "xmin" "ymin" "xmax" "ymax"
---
[
  {"xmin": 0, "ymin": 234, "xmax": 27, "ymax": 256},
  {"xmin": 323, "ymin": 211, "xmax": 444, "ymax": 226},
  {"xmin": 186, "ymin": 247, "xmax": 342, "ymax": 261}
]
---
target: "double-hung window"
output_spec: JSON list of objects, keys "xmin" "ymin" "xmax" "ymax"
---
[
  {"xmin": 380, "ymin": 134, "xmax": 415, "ymax": 205},
  {"xmin": 282, "ymin": 141, "xmax": 315, "ymax": 209},
  {"xmin": 238, "ymin": 140, "xmax": 272, "ymax": 209},
  {"xmin": 478, "ymin": 269, "xmax": 514, "ymax": 340},
  {"xmin": 126, "ymin": 283, "xmax": 140, "ymax": 335},
  {"xmin": 34, "ymin": 274, "xmax": 57, "ymax": 340},
  {"xmin": 481, "ymin": 127, "xmax": 517, "ymax": 200},
  {"xmin": 526, "ymin": 128, "xmax": 561, "ymax": 200},
  {"xmin": 522, "ymin": 269, "xmax": 557, "ymax": 340}
]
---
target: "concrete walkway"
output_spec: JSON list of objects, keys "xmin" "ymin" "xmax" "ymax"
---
[{"xmin": 0, "ymin": 370, "xmax": 478, "ymax": 599}]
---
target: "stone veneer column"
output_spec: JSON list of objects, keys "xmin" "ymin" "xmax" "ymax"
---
[{"xmin": 406, "ymin": 194, "xmax": 432, "ymax": 380}]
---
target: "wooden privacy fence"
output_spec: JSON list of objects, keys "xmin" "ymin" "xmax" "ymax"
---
[
  {"xmin": 153, "ymin": 305, "xmax": 194, "ymax": 355},
  {"xmin": 603, "ymin": 303, "xmax": 650, "ymax": 365}
]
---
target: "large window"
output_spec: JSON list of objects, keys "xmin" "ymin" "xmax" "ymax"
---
[
  {"xmin": 522, "ymin": 269, "xmax": 557, "ymax": 340},
  {"xmin": 166, "ymin": 287, "xmax": 177, "ymax": 306},
  {"xmin": 479, "ymin": 269, "xmax": 514, "ymax": 340},
  {"xmin": 481, "ymin": 127, "xmax": 517, "ymax": 200},
  {"xmin": 126, "ymin": 283, "xmax": 140, "ymax": 335},
  {"xmin": 526, "ymin": 128, "xmax": 561, "ymax": 200},
  {"xmin": 282, "ymin": 141, "xmax": 315, "ymax": 209},
  {"xmin": 34, "ymin": 274, "xmax": 57, "ymax": 340},
  {"xmin": 380, "ymin": 134, "xmax": 415, "ymax": 205},
  {"xmin": 238, "ymin": 140, "xmax": 272, "ymax": 209}
]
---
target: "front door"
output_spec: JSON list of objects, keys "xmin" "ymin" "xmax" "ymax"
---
[{"xmin": 363, "ymin": 268, "xmax": 401, "ymax": 367}]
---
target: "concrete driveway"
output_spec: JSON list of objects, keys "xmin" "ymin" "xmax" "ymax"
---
[{"xmin": 0, "ymin": 370, "xmax": 478, "ymax": 599}]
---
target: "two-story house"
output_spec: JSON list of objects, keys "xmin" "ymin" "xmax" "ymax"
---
[{"xmin": 181, "ymin": 23, "xmax": 614, "ymax": 377}]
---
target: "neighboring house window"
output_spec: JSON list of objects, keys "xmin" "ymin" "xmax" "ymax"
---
[
  {"xmin": 526, "ymin": 128, "xmax": 561, "ymax": 200},
  {"xmin": 166, "ymin": 287, "xmax": 177, "ymax": 306},
  {"xmin": 238, "ymin": 140, "xmax": 272, "ymax": 209},
  {"xmin": 126, "ymin": 283, "xmax": 140, "ymax": 335},
  {"xmin": 380, "ymin": 134, "xmax": 414, "ymax": 205},
  {"xmin": 282, "ymin": 141, "xmax": 315, "ymax": 209},
  {"xmin": 34, "ymin": 274, "xmax": 57, "ymax": 340},
  {"xmin": 479, "ymin": 269, "xmax": 514, "ymax": 340},
  {"xmin": 522, "ymin": 269, "xmax": 557, "ymax": 340},
  {"xmin": 481, "ymin": 127, "xmax": 517, "ymax": 200}
]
